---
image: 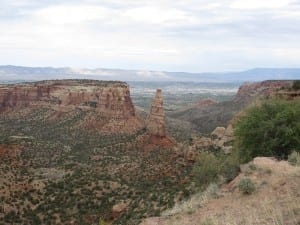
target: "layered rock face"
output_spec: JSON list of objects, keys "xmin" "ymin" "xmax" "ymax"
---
[
  {"xmin": 0, "ymin": 80, "xmax": 145, "ymax": 134},
  {"xmin": 147, "ymin": 89, "xmax": 167, "ymax": 137},
  {"xmin": 0, "ymin": 80, "xmax": 135, "ymax": 119},
  {"xmin": 0, "ymin": 85, "xmax": 51, "ymax": 110},
  {"xmin": 235, "ymin": 80, "xmax": 292, "ymax": 100}
]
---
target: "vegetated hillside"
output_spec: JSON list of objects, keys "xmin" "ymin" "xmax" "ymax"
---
[
  {"xmin": 169, "ymin": 80, "xmax": 294, "ymax": 133},
  {"xmin": 0, "ymin": 80, "xmax": 193, "ymax": 225},
  {"xmin": 140, "ymin": 157, "xmax": 300, "ymax": 225},
  {"xmin": 140, "ymin": 85, "xmax": 300, "ymax": 225}
]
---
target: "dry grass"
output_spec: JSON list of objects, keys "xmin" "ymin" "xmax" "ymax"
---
[
  {"xmin": 140, "ymin": 157, "xmax": 300, "ymax": 225},
  {"xmin": 162, "ymin": 183, "xmax": 219, "ymax": 217}
]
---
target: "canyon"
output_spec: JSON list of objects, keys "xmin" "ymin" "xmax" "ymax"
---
[
  {"xmin": 169, "ymin": 80, "xmax": 294, "ymax": 133},
  {"xmin": 0, "ymin": 79, "xmax": 298, "ymax": 225}
]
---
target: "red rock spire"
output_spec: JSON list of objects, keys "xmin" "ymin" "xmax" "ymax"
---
[{"xmin": 147, "ymin": 89, "xmax": 167, "ymax": 137}]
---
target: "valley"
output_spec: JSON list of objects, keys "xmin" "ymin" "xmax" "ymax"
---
[
  {"xmin": 0, "ymin": 80, "xmax": 192, "ymax": 225},
  {"xmin": 0, "ymin": 79, "xmax": 299, "ymax": 225}
]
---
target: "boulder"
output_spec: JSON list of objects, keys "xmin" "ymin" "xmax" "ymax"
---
[
  {"xmin": 111, "ymin": 202, "xmax": 128, "ymax": 218},
  {"xmin": 211, "ymin": 127, "xmax": 226, "ymax": 139}
]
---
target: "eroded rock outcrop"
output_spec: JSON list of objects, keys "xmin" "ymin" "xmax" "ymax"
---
[
  {"xmin": 235, "ymin": 80, "xmax": 292, "ymax": 101},
  {"xmin": 111, "ymin": 202, "xmax": 129, "ymax": 219},
  {"xmin": 193, "ymin": 124, "xmax": 234, "ymax": 154},
  {"xmin": 145, "ymin": 89, "xmax": 176, "ymax": 148},
  {"xmin": 0, "ymin": 80, "xmax": 135, "ymax": 119},
  {"xmin": 0, "ymin": 85, "xmax": 52, "ymax": 110},
  {"xmin": 147, "ymin": 89, "xmax": 167, "ymax": 137},
  {"xmin": 0, "ymin": 80, "xmax": 144, "ymax": 134}
]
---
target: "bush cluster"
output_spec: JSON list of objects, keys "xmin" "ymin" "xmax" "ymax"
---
[
  {"xmin": 288, "ymin": 151, "xmax": 300, "ymax": 166},
  {"xmin": 192, "ymin": 153, "xmax": 240, "ymax": 188},
  {"xmin": 238, "ymin": 178, "xmax": 255, "ymax": 194},
  {"xmin": 234, "ymin": 99, "xmax": 300, "ymax": 162}
]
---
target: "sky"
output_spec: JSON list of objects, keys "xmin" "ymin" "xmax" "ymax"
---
[{"xmin": 0, "ymin": 0, "xmax": 300, "ymax": 72}]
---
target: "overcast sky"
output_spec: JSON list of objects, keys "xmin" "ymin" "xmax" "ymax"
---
[{"xmin": 0, "ymin": 0, "xmax": 300, "ymax": 72}]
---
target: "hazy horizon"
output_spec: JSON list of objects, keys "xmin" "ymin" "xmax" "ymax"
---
[
  {"xmin": 0, "ymin": 65, "xmax": 299, "ymax": 82},
  {"xmin": 2, "ymin": 64, "xmax": 300, "ymax": 74}
]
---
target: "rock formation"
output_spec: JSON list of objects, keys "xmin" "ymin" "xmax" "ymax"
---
[
  {"xmin": 235, "ymin": 80, "xmax": 292, "ymax": 101},
  {"xmin": 0, "ymin": 80, "xmax": 135, "ymax": 119},
  {"xmin": 147, "ymin": 89, "xmax": 167, "ymax": 137},
  {"xmin": 0, "ymin": 80, "xmax": 145, "ymax": 134},
  {"xmin": 111, "ymin": 202, "xmax": 129, "ymax": 219},
  {"xmin": 144, "ymin": 89, "xmax": 176, "ymax": 149},
  {"xmin": 193, "ymin": 124, "xmax": 234, "ymax": 154}
]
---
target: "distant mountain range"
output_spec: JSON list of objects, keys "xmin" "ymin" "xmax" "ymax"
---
[{"xmin": 0, "ymin": 65, "xmax": 299, "ymax": 83}]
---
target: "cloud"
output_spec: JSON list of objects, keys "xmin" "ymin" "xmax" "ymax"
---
[
  {"xmin": 136, "ymin": 71, "xmax": 170, "ymax": 79},
  {"xmin": 0, "ymin": 0, "xmax": 299, "ymax": 72},
  {"xmin": 122, "ymin": 7, "xmax": 194, "ymax": 25},
  {"xmin": 230, "ymin": 0, "xmax": 293, "ymax": 9},
  {"xmin": 34, "ymin": 5, "xmax": 113, "ymax": 24}
]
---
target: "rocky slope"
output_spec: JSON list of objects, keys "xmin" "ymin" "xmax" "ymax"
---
[
  {"xmin": 169, "ymin": 80, "xmax": 294, "ymax": 133},
  {"xmin": 140, "ymin": 157, "xmax": 300, "ymax": 225},
  {"xmin": 0, "ymin": 81, "xmax": 188, "ymax": 225}
]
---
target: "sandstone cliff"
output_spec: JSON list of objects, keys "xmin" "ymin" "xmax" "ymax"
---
[
  {"xmin": 0, "ymin": 80, "xmax": 135, "ymax": 118},
  {"xmin": 0, "ymin": 80, "xmax": 144, "ymax": 134},
  {"xmin": 235, "ymin": 80, "xmax": 292, "ymax": 101}
]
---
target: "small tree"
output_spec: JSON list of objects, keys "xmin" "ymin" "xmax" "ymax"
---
[
  {"xmin": 192, "ymin": 153, "xmax": 220, "ymax": 188},
  {"xmin": 238, "ymin": 178, "xmax": 255, "ymax": 194},
  {"xmin": 234, "ymin": 99, "xmax": 300, "ymax": 162}
]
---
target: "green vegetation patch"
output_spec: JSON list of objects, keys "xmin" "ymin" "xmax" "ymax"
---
[{"xmin": 234, "ymin": 99, "xmax": 300, "ymax": 162}]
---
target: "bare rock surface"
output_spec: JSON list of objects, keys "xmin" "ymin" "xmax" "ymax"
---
[
  {"xmin": 111, "ymin": 202, "xmax": 129, "ymax": 219},
  {"xmin": 147, "ymin": 89, "xmax": 167, "ymax": 137}
]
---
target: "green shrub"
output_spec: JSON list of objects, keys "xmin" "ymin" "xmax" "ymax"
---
[
  {"xmin": 98, "ymin": 219, "xmax": 108, "ymax": 225},
  {"xmin": 234, "ymin": 99, "xmax": 300, "ymax": 162},
  {"xmin": 288, "ymin": 151, "xmax": 300, "ymax": 166},
  {"xmin": 220, "ymin": 155, "xmax": 240, "ymax": 183},
  {"xmin": 238, "ymin": 178, "xmax": 255, "ymax": 194},
  {"xmin": 192, "ymin": 153, "xmax": 220, "ymax": 188},
  {"xmin": 201, "ymin": 218, "xmax": 215, "ymax": 225},
  {"xmin": 206, "ymin": 183, "xmax": 219, "ymax": 199}
]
